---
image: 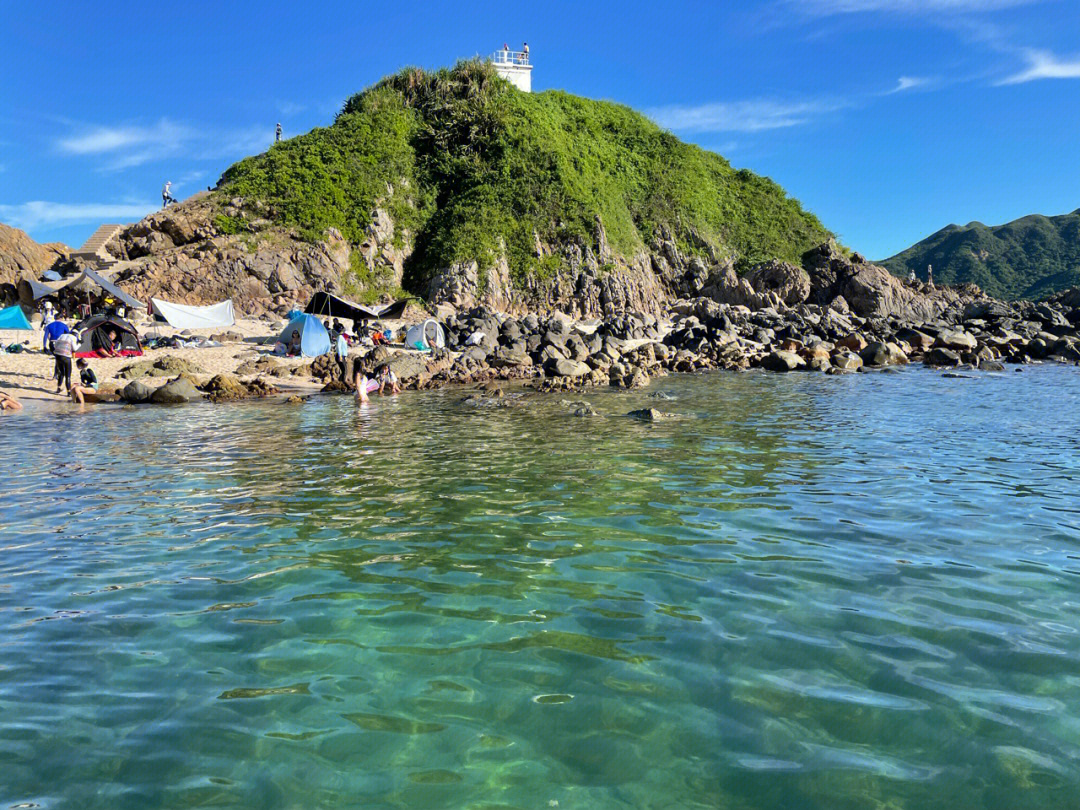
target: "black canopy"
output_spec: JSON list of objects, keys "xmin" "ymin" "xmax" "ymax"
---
[{"xmin": 305, "ymin": 291, "xmax": 410, "ymax": 322}]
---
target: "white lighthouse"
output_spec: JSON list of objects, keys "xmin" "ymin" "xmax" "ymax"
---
[{"xmin": 491, "ymin": 45, "xmax": 532, "ymax": 92}]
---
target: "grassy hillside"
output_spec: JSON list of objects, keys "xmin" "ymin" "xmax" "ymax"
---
[
  {"xmin": 218, "ymin": 60, "xmax": 830, "ymax": 291},
  {"xmin": 882, "ymin": 210, "xmax": 1080, "ymax": 300}
]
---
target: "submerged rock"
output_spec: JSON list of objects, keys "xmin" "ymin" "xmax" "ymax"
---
[{"xmin": 627, "ymin": 407, "xmax": 678, "ymax": 422}]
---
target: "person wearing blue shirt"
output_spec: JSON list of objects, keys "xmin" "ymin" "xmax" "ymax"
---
[{"xmin": 43, "ymin": 319, "xmax": 70, "ymax": 351}]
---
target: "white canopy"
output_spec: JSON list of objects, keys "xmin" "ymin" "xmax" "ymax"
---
[{"xmin": 151, "ymin": 298, "xmax": 235, "ymax": 330}]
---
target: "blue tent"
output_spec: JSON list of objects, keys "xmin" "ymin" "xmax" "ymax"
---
[
  {"xmin": 0, "ymin": 304, "xmax": 32, "ymax": 330},
  {"xmin": 279, "ymin": 313, "xmax": 331, "ymax": 357}
]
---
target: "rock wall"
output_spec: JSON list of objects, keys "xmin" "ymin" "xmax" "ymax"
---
[{"xmin": 0, "ymin": 222, "xmax": 69, "ymax": 287}]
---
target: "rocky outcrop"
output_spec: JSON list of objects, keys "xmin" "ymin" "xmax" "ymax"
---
[
  {"xmin": 802, "ymin": 240, "xmax": 973, "ymax": 321},
  {"xmin": 0, "ymin": 222, "xmax": 69, "ymax": 287}
]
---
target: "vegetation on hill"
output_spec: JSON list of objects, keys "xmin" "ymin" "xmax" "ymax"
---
[
  {"xmin": 218, "ymin": 60, "xmax": 830, "ymax": 292},
  {"xmin": 882, "ymin": 210, "xmax": 1080, "ymax": 300}
]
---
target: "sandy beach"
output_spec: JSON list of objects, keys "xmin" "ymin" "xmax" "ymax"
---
[{"xmin": 0, "ymin": 315, "xmax": 347, "ymax": 406}]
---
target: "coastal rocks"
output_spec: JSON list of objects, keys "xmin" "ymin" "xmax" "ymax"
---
[
  {"xmin": 935, "ymin": 330, "xmax": 978, "ymax": 351},
  {"xmin": 235, "ymin": 356, "xmax": 289, "ymax": 377},
  {"xmin": 0, "ymin": 222, "xmax": 69, "ymax": 287},
  {"xmin": 120, "ymin": 380, "xmax": 153, "ymax": 403},
  {"xmin": 119, "ymin": 355, "xmax": 205, "ymax": 380},
  {"xmin": 762, "ymin": 350, "xmax": 806, "ymax": 372},
  {"xmin": 150, "ymin": 376, "xmax": 203, "ymax": 404},
  {"xmin": 546, "ymin": 358, "xmax": 591, "ymax": 378},
  {"xmin": 925, "ymin": 347, "xmax": 961, "ymax": 367},
  {"xmin": 744, "ymin": 260, "xmax": 810, "ymax": 307},
  {"xmin": 860, "ymin": 342, "xmax": 908, "ymax": 367},
  {"xmin": 626, "ymin": 408, "xmax": 678, "ymax": 422},
  {"xmin": 201, "ymin": 374, "xmax": 248, "ymax": 403}
]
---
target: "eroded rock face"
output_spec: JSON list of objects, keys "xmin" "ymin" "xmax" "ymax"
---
[
  {"xmin": 0, "ymin": 222, "xmax": 69, "ymax": 287},
  {"xmin": 744, "ymin": 260, "xmax": 810, "ymax": 307}
]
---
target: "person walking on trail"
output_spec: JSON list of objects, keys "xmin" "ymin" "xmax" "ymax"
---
[
  {"xmin": 52, "ymin": 329, "xmax": 77, "ymax": 395},
  {"xmin": 276, "ymin": 123, "xmax": 282, "ymax": 142},
  {"xmin": 162, "ymin": 181, "xmax": 176, "ymax": 208}
]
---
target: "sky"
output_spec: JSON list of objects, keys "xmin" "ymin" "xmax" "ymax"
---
[{"xmin": 2, "ymin": 0, "xmax": 1078, "ymax": 258}]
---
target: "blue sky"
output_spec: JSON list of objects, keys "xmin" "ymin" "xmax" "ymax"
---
[{"xmin": 2, "ymin": 0, "xmax": 1078, "ymax": 258}]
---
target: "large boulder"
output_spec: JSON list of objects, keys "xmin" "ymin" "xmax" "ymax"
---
[
  {"xmin": 119, "ymin": 355, "xmax": 205, "ymax": 380},
  {"xmin": 744, "ymin": 260, "xmax": 810, "ymax": 306},
  {"xmin": 120, "ymin": 380, "xmax": 153, "ymax": 403},
  {"xmin": 936, "ymin": 330, "xmax": 977, "ymax": 351},
  {"xmin": 386, "ymin": 352, "xmax": 429, "ymax": 382},
  {"xmin": 761, "ymin": 350, "xmax": 806, "ymax": 372},
  {"xmin": 0, "ymin": 222, "xmax": 69, "ymax": 286},
  {"xmin": 860, "ymin": 342, "xmax": 908, "ymax": 367},
  {"xmin": 150, "ymin": 376, "xmax": 203, "ymax": 404},
  {"xmin": 546, "ymin": 358, "xmax": 591, "ymax": 378}
]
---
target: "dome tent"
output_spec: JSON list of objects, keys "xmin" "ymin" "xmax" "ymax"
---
[
  {"xmin": 405, "ymin": 319, "xmax": 445, "ymax": 351},
  {"xmin": 72, "ymin": 314, "xmax": 143, "ymax": 358},
  {"xmin": 279, "ymin": 313, "xmax": 331, "ymax": 357}
]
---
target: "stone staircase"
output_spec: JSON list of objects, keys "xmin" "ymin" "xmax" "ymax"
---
[{"xmin": 72, "ymin": 223, "xmax": 125, "ymax": 270}]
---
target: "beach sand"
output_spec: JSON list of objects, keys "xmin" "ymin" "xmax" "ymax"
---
[{"xmin": 0, "ymin": 316, "xmax": 336, "ymax": 406}]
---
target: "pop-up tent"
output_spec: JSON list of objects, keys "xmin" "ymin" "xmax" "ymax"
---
[
  {"xmin": 151, "ymin": 298, "xmax": 235, "ymax": 330},
  {"xmin": 0, "ymin": 304, "xmax": 33, "ymax": 331},
  {"xmin": 405, "ymin": 318, "xmax": 446, "ymax": 350},
  {"xmin": 305, "ymin": 291, "xmax": 410, "ymax": 322},
  {"xmin": 279, "ymin": 313, "xmax": 330, "ymax": 357},
  {"xmin": 72, "ymin": 313, "xmax": 143, "ymax": 358}
]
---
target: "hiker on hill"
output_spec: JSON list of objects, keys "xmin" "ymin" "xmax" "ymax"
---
[
  {"xmin": 276, "ymin": 123, "xmax": 282, "ymax": 142},
  {"xmin": 162, "ymin": 181, "xmax": 176, "ymax": 208}
]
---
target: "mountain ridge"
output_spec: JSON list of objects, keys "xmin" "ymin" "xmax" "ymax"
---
[{"xmin": 882, "ymin": 208, "xmax": 1080, "ymax": 300}]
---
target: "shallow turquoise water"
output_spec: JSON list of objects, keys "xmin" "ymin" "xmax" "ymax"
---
[{"xmin": 2, "ymin": 367, "xmax": 1080, "ymax": 809}]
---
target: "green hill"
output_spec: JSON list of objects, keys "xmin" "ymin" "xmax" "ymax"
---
[
  {"xmin": 881, "ymin": 210, "xmax": 1080, "ymax": 300},
  {"xmin": 217, "ymin": 60, "xmax": 830, "ymax": 295}
]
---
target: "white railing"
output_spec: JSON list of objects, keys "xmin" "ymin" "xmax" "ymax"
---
[{"xmin": 491, "ymin": 50, "xmax": 530, "ymax": 66}]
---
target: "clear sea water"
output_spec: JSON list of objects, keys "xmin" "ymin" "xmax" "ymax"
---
[{"xmin": 2, "ymin": 367, "xmax": 1080, "ymax": 809}]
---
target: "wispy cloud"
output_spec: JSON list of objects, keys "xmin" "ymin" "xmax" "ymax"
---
[
  {"xmin": 791, "ymin": 0, "xmax": 1041, "ymax": 13},
  {"xmin": 889, "ymin": 75, "xmax": 934, "ymax": 93},
  {"xmin": 648, "ymin": 99, "xmax": 844, "ymax": 133},
  {"xmin": 999, "ymin": 48, "xmax": 1080, "ymax": 84},
  {"xmin": 55, "ymin": 119, "xmax": 275, "ymax": 171},
  {"xmin": 0, "ymin": 201, "xmax": 156, "ymax": 231}
]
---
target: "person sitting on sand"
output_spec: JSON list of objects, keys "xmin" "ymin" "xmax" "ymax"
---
[
  {"xmin": 69, "ymin": 359, "xmax": 98, "ymax": 405},
  {"xmin": 376, "ymin": 364, "xmax": 400, "ymax": 395},
  {"xmin": 0, "ymin": 391, "xmax": 22, "ymax": 411},
  {"xmin": 287, "ymin": 329, "xmax": 302, "ymax": 356}
]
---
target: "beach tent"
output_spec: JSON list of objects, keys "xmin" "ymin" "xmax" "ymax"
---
[
  {"xmin": 151, "ymin": 298, "xmax": 235, "ymax": 330},
  {"xmin": 18, "ymin": 269, "xmax": 144, "ymax": 311},
  {"xmin": 278, "ymin": 313, "xmax": 331, "ymax": 357},
  {"xmin": 305, "ymin": 291, "xmax": 410, "ymax": 322},
  {"xmin": 72, "ymin": 313, "xmax": 143, "ymax": 358},
  {"xmin": 0, "ymin": 304, "xmax": 33, "ymax": 330},
  {"xmin": 405, "ymin": 318, "xmax": 446, "ymax": 350}
]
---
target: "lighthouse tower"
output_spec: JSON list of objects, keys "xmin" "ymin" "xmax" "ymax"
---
[{"xmin": 490, "ymin": 45, "xmax": 532, "ymax": 92}]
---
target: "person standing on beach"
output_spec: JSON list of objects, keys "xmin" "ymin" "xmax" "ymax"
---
[
  {"xmin": 51, "ymin": 329, "xmax": 77, "ymax": 395},
  {"xmin": 335, "ymin": 330, "xmax": 349, "ymax": 380},
  {"xmin": 43, "ymin": 319, "xmax": 71, "ymax": 388}
]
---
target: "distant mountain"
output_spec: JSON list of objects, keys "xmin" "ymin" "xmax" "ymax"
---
[{"xmin": 881, "ymin": 210, "xmax": 1080, "ymax": 300}]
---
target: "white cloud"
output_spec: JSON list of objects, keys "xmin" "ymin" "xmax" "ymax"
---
[
  {"xmin": 57, "ymin": 120, "xmax": 190, "ymax": 158},
  {"xmin": 0, "ymin": 201, "xmax": 155, "ymax": 231},
  {"xmin": 55, "ymin": 119, "xmax": 275, "ymax": 171},
  {"xmin": 999, "ymin": 49, "xmax": 1080, "ymax": 84},
  {"xmin": 792, "ymin": 0, "xmax": 1040, "ymax": 13},
  {"xmin": 889, "ymin": 75, "xmax": 933, "ymax": 92},
  {"xmin": 648, "ymin": 99, "xmax": 843, "ymax": 133}
]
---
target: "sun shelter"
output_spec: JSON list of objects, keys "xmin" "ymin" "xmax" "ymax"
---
[
  {"xmin": 151, "ymin": 298, "xmax": 235, "ymax": 330},
  {"xmin": 305, "ymin": 291, "xmax": 411, "ymax": 322},
  {"xmin": 279, "ymin": 313, "xmax": 331, "ymax": 357},
  {"xmin": 405, "ymin": 318, "xmax": 446, "ymax": 350},
  {"xmin": 72, "ymin": 313, "xmax": 143, "ymax": 358}
]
